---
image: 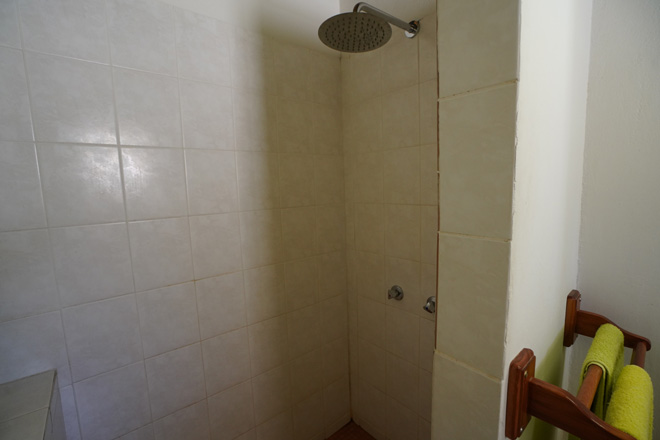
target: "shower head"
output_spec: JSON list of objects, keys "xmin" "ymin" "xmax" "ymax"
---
[{"xmin": 318, "ymin": 2, "xmax": 419, "ymax": 53}]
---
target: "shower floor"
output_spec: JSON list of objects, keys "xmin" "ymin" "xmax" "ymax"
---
[{"xmin": 328, "ymin": 421, "xmax": 376, "ymax": 440}]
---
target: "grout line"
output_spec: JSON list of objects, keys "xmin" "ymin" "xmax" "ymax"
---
[
  {"xmin": 438, "ymin": 231, "xmax": 511, "ymax": 243},
  {"xmin": 437, "ymin": 79, "xmax": 519, "ymax": 102}
]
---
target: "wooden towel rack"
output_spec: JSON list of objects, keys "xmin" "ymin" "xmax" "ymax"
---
[{"xmin": 505, "ymin": 290, "xmax": 651, "ymax": 439}]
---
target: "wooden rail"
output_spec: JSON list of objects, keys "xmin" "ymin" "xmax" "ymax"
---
[{"xmin": 505, "ymin": 290, "xmax": 651, "ymax": 439}]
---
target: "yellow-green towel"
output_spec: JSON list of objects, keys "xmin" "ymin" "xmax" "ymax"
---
[
  {"xmin": 580, "ymin": 323, "xmax": 624, "ymax": 418},
  {"xmin": 605, "ymin": 365, "xmax": 654, "ymax": 440}
]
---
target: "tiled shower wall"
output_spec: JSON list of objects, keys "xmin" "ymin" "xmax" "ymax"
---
[
  {"xmin": 342, "ymin": 14, "xmax": 438, "ymax": 440},
  {"xmin": 0, "ymin": 0, "xmax": 349, "ymax": 439}
]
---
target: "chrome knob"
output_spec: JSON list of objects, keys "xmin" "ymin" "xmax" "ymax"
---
[
  {"xmin": 423, "ymin": 296, "xmax": 436, "ymax": 314},
  {"xmin": 388, "ymin": 285, "xmax": 404, "ymax": 301}
]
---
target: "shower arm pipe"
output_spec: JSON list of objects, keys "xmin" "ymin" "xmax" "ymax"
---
[{"xmin": 353, "ymin": 2, "xmax": 419, "ymax": 36}]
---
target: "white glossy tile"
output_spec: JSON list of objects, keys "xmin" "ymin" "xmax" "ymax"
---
[
  {"xmin": 0, "ymin": 48, "xmax": 32, "ymax": 142},
  {"xmin": 439, "ymin": 85, "xmax": 516, "ymax": 239},
  {"xmin": 436, "ymin": 234, "xmax": 509, "ymax": 378},
  {"xmin": 208, "ymin": 381, "xmax": 255, "ymax": 440},
  {"xmin": 320, "ymin": 295, "xmax": 348, "ymax": 345},
  {"xmin": 185, "ymin": 149, "xmax": 238, "ymax": 215},
  {"xmin": 288, "ymin": 305, "xmax": 321, "ymax": 359},
  {"xmin": 281, "ymin": 207, "xmax": 317, "ymax": 260},
  {"xmin": 384, "ymin": 204, "xmax": 420, "ymax": 261},
  {"xmin": 195, "ymin": 272, "xmax": 246, "ymax": 339},
  {"xmin": 128, "ymin": 217, "xmax": 193, "ymax": 292},
  {"xmin": 353, "ymin": 152, "xmax": 383, "ymax": 204},
  {"xmin": 75, "ymin": 362, "xmax": 151, "ymax": 440},
  {"xmin": 419, "ymin": 318, "xmax": 435, "ymax": 373},
  {"xmin": 386, "ymin": 397, "xmax": 418, "ymax": 440},
  {"xmin": 239, "ymin": 209, "xmax": 283, "ymax": 269},
  {"xmin": 236, "ymin": 152, "xmax": 280, "ymax": 211},
  {"xmin": 323, "ymin": 376, "xmax": 350, "ymax": 429},
  {"xmin": 115, "ymin": 68, "xmax": 182, "ymax": 147},
  {"xmin": 278, "ymin": 154, "xmax": 315, "ymax": 208},
  {"xmin": 312, "ymin": 103, "xmax": 341, "ymax": 155},
  {"xmin": 59, "ymin": 386, "xmax": 81, "ymax": 440},
  {"xmin": 25, "ymin": 52, "xmax": 116, "ymax": 144},
  {"xmin": 357, "ymin": 297, "xmax": 386, "ymax": 349},
  {"xmin": 117, "ymin": 425, "xmax": 154, "ymax": 440},
  {"xmin": 145, "ymin": 343, "xmax": 206, "ymax": 419},
  {"xmin": 308, "ymin": 51, "xmax": 340, "ymax": 107},
  {"xmin": 256, "ymin": 409, "xmax": 293, "ymax": 440},
  {"xmin": 153, "ymin": 400, "xmax": 210, "ymax": 440},
  {"xmin": 202, "ymin": 328, "xmax": 251, "ymax": 395},
  {"xmin": 0, "ymin": 229, "xmax": 58, "ymax": 322},
  {"xmin": 419, "ymin": 81, "xmax": 438, "ymax": 146},
  {"xmin": 323, "ymin": 338, "xmax": 348, "ymax": 386},
  {"xmin": 437, "ymin": 0, "xmax": 518, "ymax": 96},
  {"xmin": 355, "ymin": 251, "xmax": 385, "ymax": 304},
  {"xmin": 420, "ymin": 143, "xmax": 438, "ymax": 206},
  {"xmin": 292, "ymin": 390, "xmax": 324, "ymax": 440},
  {"xmin": 18, "ymin": 0, "xmax": 108, "ymax": 62},
  {"xmin": 232, "ymin": 90, "xmax": 278, "ymax": 152},
  {"xmin": 51, "ymin": 223, "xmax": 134, "ymax": 307},
  {"xmin": 314, "ymin": 155, "xmax": 344, "ymax": 206},
  {"xmin": 62, "ymin": 294, "xmax": 142, "ymax": 381},
  {"xmin": 137, "ymin": 282, "xmax": 199, "ymax": 358},
  {"xmin": 284, "ymin": 258, "xmax": 317, "ymax": 312},
  {"xmin": 273, "ymin": 42, "xmax": 310, "ymax": 101},
  {"xmin": 381, "ymin": 85, "xmax": 420, "ymax": 150},
  {"xmin": 175, "ymin": 9, "xmax": 231, "ymax": 85},
  {"xmin": 277, "ymin": 99, "xmax": 312, "ymax": 154},
  {"xmin": 189, "ymin": 213, "xmax": 242, "ymax": 279},
  {"xmin": 386, "ymin": 307, "xmax": 419, "ymax": 365},
  {"xmin": 180, "ymin": 80, "xmax": 234, "ymax": 150},
  {"xmin": 431, "ymin": 354, "xmax": 501, "ymax": 439},
  {"xmin": 386, "ymin": 354, "xmax": 419, "ymax": 412},
  {"xmin": 107, "ymin": 0, "xmax": 176, "ymax": 75},
  {"xmin": 358, "ymin": 339, "xmax": 386, "ymax": 392},
  {"xmin": 0, "ymin": 1, "xmax": 21, "ymax": 49},
  {"xmin": 383, "ymin": 146, "xmax": 420, "ymax": 204},
  {"xmin": 248, "ymin": 316, "xmax": 288, "ymax": 376},
  {"xmin": 316, "ymin": 205, "xmax": 345, "ymax": 254},
  {"xmin": 230, "ymin": 30, "xmax": 275, "ymax": 94},
  {"xmin": 418, "ymin": 14, "xmax": 437, "ymax": 84},
  {"xmin": 243, "ymin": 264, "xmax": 285, "ymax": 325},
  {"xmin": 317, "ymin": 251, "xmax": 347, "ymax": 302},
  {"xmin": 0, "ymin": 142, "xmax": 45, "ymax": 231},
  {"xmin": 0, "ymin": 311, "xmax": 70, "ymax": 386},
  {"xmin": 38, "ymin": 144, "xmax": 124, "ymax": 227},
  {"xmin": 381, "ymin": 39, "xmax": 418, "ymax": 93},
  {"xmin": 252, "ymin": 364, "xmax": 291, "ymax": 424},
  {"xmin": 291, "ymin": 349, "xmax": 324, "ymax": 403}
]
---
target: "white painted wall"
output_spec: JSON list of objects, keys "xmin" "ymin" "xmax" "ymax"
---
[
  {"xmin": 501, "ymin": 0, "xmax": 593, "ymax": 437},
  {"xmin": 576, "ymin": 0, "xmax": 660, "ymax": 426},
  {"xmin": 160, "ymin": 0, "xmax": 341, "ymax": 53}
]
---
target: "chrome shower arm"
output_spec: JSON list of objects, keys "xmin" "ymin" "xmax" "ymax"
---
[{"xmin": 353, "ymin": 2, "xmax": 419, "ymax": 37}]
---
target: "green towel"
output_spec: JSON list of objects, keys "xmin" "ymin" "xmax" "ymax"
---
[
  {"xmin": 580, "ymin": 323, "xmax": 624, "ymax": 418},
  {"xmin": 605, "ymin": 365, "xmax": 654, "ymax": 440}
]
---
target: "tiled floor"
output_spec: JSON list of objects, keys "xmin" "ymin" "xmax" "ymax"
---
[{"xmin": 327, "ymin": 421, "xmax": 376, "ymax": 440}]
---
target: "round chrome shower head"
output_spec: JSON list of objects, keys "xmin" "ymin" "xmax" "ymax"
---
[{"xmin": 318, "ymin": 12, "xmax": 392, "ymax": 53}]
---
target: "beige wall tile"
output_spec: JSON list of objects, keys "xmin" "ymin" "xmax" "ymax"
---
[
  {"xmin": 439, "ymin": 84, "xmax": 516, "ymax": 239},
  {"xmin": 420, "ymin": 144, "xmax": 438, "ymax": 206},
  {"xmin": 353, "ymin": 152, "xmax": 383, "ymax": 204},
  {"xmin": 385, "ymin": 204, "xmax": 421, "ymax": 261},
  {"xmin": 355, "ymin": 251, "xmax": 385, "ymax": 303},
  {"xmin": 252, "ymin": 364, "xmax": 291, "ymax": 424},
  {"xmin": 208, "ymin": 381, "xmax": 255, "ymax": 440},
  {"xmin": 419, "ymin": 80, "xmax": 438, "ymax": 146},
  {"xmin": 236, "ymin": 152, "xmax": 280, "ymax": 211},
  {"xmin": 418, "ymin": 14, "xmax": 438, "ymax": 84},
  {"xmin": 431, "ymin": 354, "xmax": 501, "ymax": 439},
  {"xmin": 355, "ymin": 204, "xmax": 384, "ymax": 254},
  {"xmin": 383, "ymin": 146, "xmax": 420, "ymax": 204},
  {"xmin": 279, "ymin": 154, "xmax": 315, "ymax": 208},
  {"xmin": 385, "ymin": 257, "xmax": 421, "ymax": 316},
  {"xmin": 249, "ymin": 316, "xmax": 289, "ymax": 376},
  {"xmin": 239, "ymin": 210, "xmax": 283, "ymax": 269},
  {"xmin": 243, "ymin": 264, "xmax": 286, "ymax": 325},
  {"xmin": 382, "ymin": 86, "xmax": 420, "ymax": 150},
  {"xmin": 381, "ymin": 38, "xmax": 419, "ymax": 93},
  {"xmin": 292, "ymin": 390, "xmax": 324, "ymax": 440},
  {"xmin": 284, "ymin": 257, "xmax": 318, "ymax": 312},
  {"xmin": 386, "ymin": 354, "xmax": 419, "ymax": 412},
  {"xmin": 436, "ymin": 234, "xmax": 509, "ymax": 378},
  {"xmin": 386, "ymin": 307, "xmax": 419, "ymax": 364},
  {"xmin": 358, "ymin": 339, "xmax": 387, "ymax": 392},
  {"xmin": 437, "ymin": 0, "xmax": 519, "ymax": 97}
]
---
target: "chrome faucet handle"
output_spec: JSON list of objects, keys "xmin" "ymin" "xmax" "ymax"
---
[
  {"xmin": 388, "ymin": 285, "xmax": 404, "ymax": 301},
  {"xmin": 423, "ymin": 296, "xmax": 436, "ymax": 314}
]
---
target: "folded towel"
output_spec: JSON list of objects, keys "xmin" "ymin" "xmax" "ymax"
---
[
  {"xmin": 605, "ymin": 365, "xmax": 654, "ymax": 440},
  {"xmin": 580, "ymin": 323, "xmax": 624, "ymax": 418}
]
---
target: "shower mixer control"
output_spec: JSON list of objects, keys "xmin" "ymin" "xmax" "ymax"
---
[
  {"xmin": 423, "ymin": 296, "xmax": 436, "ymax": 314},
  {"xmin": 388, "ymin": 285, "xmax": 404, "ymax": 301}
]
